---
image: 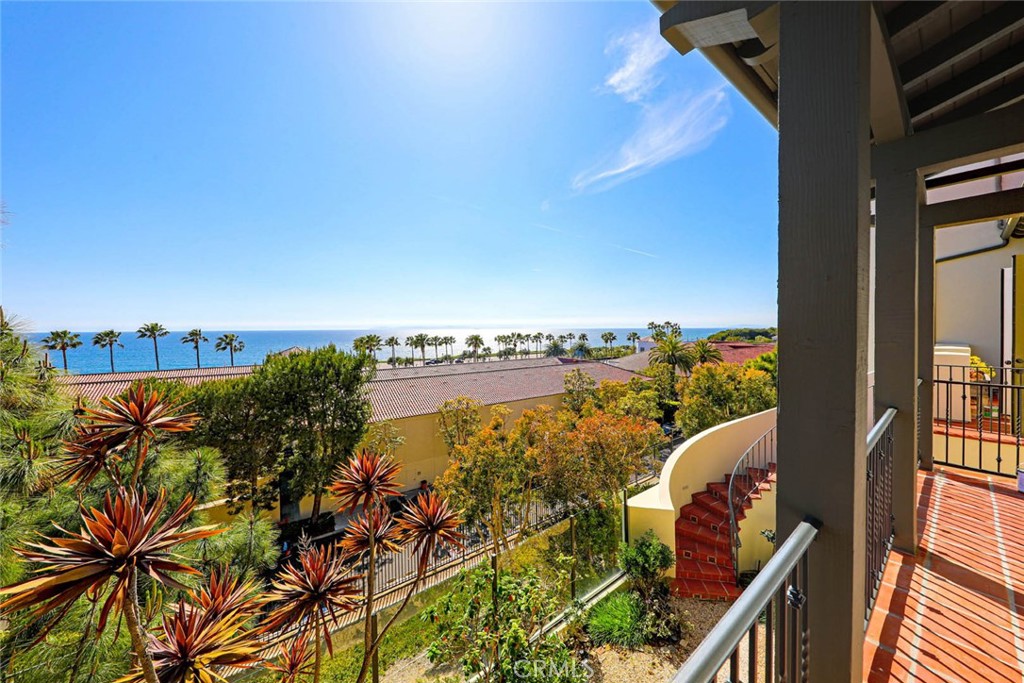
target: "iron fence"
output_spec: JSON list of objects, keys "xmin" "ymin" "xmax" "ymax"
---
[
  {"xmin": 728, "ymin": 426, "xmax": 777, "ymax": 584},
  {"xmin": 672, "ymin": 519, "xmax": 820, "ymax": 683},
  {"xmin": 933, "ymin": 364, "xmax": 1023, "ymax": 476},
  {"xmin": 865, "ymin": 407, "xmax": 896, "ymax": 623}
]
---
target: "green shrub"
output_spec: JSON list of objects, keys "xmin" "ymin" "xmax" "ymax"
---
[
  {"xmin": 619, "ymin": 531, "xmax": 673, "ymax": 599},
  {"xmin": 586, "ymin": 592, "xmax": 645, "ymax": 648}
]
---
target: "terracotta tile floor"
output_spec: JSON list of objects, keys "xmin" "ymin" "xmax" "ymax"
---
[{"xmin": 864, "ymin": 467, "xmax": 1024, "ymax": 682}]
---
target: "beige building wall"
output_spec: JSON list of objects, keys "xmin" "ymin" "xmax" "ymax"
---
[{"xmin": 199, "ymin": 392, "xmax": 566, "ymax": 523}]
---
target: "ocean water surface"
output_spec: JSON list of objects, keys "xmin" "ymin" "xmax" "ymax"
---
[{"xmin": 26, "ymin": 326, "xmax": 729, "ymax": 375}]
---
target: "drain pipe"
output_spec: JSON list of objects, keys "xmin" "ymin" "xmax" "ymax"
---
[{"xmin": 937, "ymin": 217, "xmax": 1021, "ymax": 264}]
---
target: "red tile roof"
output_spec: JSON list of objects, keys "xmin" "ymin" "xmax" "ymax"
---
[
  {"xmin": 709, "ymin": 341, "xmax": 775, "ymax": 365},
  {"xmin": 55, "ymin": 357, "xmax": 643, "ymax": 422}
]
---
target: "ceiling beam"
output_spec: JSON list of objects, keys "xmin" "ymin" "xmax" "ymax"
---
[
  {"xmin": 885, "ymin": 1, "xmax": 945, "ymax": 39},
  {"xmin": 921, "ymin": 75, "xmax": 1024, "ymax": 130},
  {"xmin": 926, "ymin": 158, "xmax": 1024, "ymax": 189},
  {"xmin": 909, "ymin": 41, "xmax": 1024, "ymax": 120},
  {"xmin": 870, "ymin": 2, "xmax": 912, "ymax": 142},
  {"xmin": 659, "ymin": 1, "xmax": 774, "ymax": 38},
  {"xmin": 899, "ymin": 2, "xmax": 1024, "ymax": 90},
  {"xmin": 922, "ymin": 186, "xmax": 1024, "ymax": 228},
  {"xmin": 873, "ymin": 99, "xmax": 1024, "ymax": 176}
]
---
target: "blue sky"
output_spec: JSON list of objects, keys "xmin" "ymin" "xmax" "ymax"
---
[{"xmin": 1, "ymin": 1, "xmax": 779, "ymax": 331}]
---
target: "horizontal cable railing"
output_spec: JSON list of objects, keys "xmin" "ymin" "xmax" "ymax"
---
[
  {"xmin": 672, "ymin": 518, "xmax": 821, "ymax": 683},
  {"xmin": 933, "ymin": 364, "xmax": 1023, "ymax": 476},
  {"xmin": 865, "ymin": 407, "xmax": 896, "ymax": 623},
  {"xmin": 728, "ymin": 425, "xmax": 777, "ymax": 584}
]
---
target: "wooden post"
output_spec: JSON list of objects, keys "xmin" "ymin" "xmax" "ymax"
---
[
  {"xmin": 875, "ymin": 170, "xmax": 923, "ymax": 552},
  {"xmin": 918, "ymin": 218, "xmax": 936, "ymax": 470},
  {"xmin": 777, "ymin": 3, "xmax": 871, "ymax": 682}
]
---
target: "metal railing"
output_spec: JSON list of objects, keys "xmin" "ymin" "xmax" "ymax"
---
[
  {"xmin": 672, "ymin": 519, "xmax": 821, "ymax": 683},
  {"xmin": 728, "ymin": 426, "xmax": 777, "ymax": 584},
  {"xmin": 933, "ymin": 364, "xmax": 1023, "ymax": 476},
  {"xmin": 865, "ymin": 407, "xmax": 896, "ymax": 622}
]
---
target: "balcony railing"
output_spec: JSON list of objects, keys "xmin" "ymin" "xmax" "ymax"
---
[
  {"xmin": 933, "ymin": 364, "xmax": 1024, "ymax": 476},
  {"xmin": 672, "ymin": 519, "xmax": 820, "ymax": 683},
  {"xmin": 865, "ymin": 407, "xmax": 896, "ymax": 623},
  {"xmin": 727, "ymin": 425, "xmax": 777, "ymax": 584}
]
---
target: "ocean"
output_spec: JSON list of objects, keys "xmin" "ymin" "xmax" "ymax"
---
[{"xmin": 26, "ymin": 326, "xmax": 729, "ymax": 375}]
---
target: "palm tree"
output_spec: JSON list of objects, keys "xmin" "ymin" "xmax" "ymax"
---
[
  {"xmin": 627, "ymin": 331, "xmax": 641, "ymax": 351},
  {"xmin": 601, "ymin": 332, "xmax": 617, "ymax": 348},
  {"xmin": 566, "ymin": 332, "xmax": 576, "ymax": 344},
  {"xmin": 137, "ymin": 322, "xmax": 169, "ymax": 370},
  {"xmin": 691, "ymin": 339, "xmax": 724, "ymax": 365},
  {"xmin": 428, "ymin": 335, "xmax": 441, "ymax": 360},
  {"xmin": 262, "ymin": 544, "xmax": 361, "ymax": 683},
  {"xmin": 544, "ymin": 340, "xmax": 568, "ymax": 357},
  {"xmin": 465, "ymin": 334, "xmax": 484, "ymax": 361},
  {"xmin": 41, "ymin": 330, "xmax": 82, "ymax": 371},
  {"xmin": 571, "ymin": 339, "xmax": 592, "ymax": 359},
  {"xmin": 578, "ymin": 332, "xmax": 588, "ymax": 345},
  {"xmin": 92, "ymin": 330, "xmax": 123, "ymax": 372},
  {"xmin": 181, "ymin": 329, "xmax": 208, "ymax": 369},
  {"xmin": 363, "ymin": 334, "xmax": 383, "ymax": 361},
  {"xmin": 480, "ymin": 345, "xmax": 492, "ymax": 360},
  {"xmin": 0, "ymin": 489, "xmax": 223, "ymax": 683},
  {"xmin": 412, "ymin": 333, "xmax": 429, "ymax": 363},
  {"xmin": 214, "ymin": 333, "xmax": 245, "ymax": 367},
  {"xmin": 385, "ymin": 336, "xmax": 400, "ymax": 366},
  {"xmin": 404, "ymin": 336, "xmax": 417, "ymax": 363},
  {"xmin": 532, "ymin": 333, "xmax": 544, "ymax": 354},
  {"xmin": 649, "ymin": 333, "xmax": 696, "ymax": 375}
]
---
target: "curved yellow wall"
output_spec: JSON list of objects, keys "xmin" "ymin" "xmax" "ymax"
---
[{"xmin": 627, "ymin": 408, "xmax": 778, "ymax": 575}]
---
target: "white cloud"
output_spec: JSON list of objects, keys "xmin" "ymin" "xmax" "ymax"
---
[
  {"xmin": 603, "ymin": 26, "xmax": 671, "ymax": 103},
  {"xmin": 571, "ymin": 87, "xmax": 729, "ymax": 193}
]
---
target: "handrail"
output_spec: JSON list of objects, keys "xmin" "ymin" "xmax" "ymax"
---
[
  {"xmin": 672, "ymin": 518, "xmax": 821, "ymax": 683},
  {"xmin": 867, "ymin": 407, "xmax": 897, "ymax": 453},
  {"xmin": 727, "ymin": 425, "xmax": 777, "ymax": 583}
]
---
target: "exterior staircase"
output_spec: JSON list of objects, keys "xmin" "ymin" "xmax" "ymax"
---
[{"xmin": 671, "ymin": 464, "xmax": 776, "ymax": 601}]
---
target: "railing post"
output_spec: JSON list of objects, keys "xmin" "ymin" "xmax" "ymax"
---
[{"xmin": 621, "ymin": 488, "xmax": 629, "ymax": 545}]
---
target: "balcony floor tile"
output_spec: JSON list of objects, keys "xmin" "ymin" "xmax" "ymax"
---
[{"xmin": 864, "ymin": 467, "xmax": 1024, "ymax": 682}]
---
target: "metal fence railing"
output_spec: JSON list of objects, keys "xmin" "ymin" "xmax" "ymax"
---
[
  {"xmin": 728, "ymin": 426, "xmax": 777, "ymax": 584},
  {"xmin": 672, "ymin": 519, "xmax": 821, "ymax": 683},
  {"xmin": 933, "ymin": 364, "xmax": 1023, "ymax": 476},
  {"xmin": 865, "ymin": 407, "xmax": 896, "ymax": 623}
]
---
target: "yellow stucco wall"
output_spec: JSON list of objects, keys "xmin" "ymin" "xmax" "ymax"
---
[
  {"xmin": 200, "ymin": 393, "xmax": 565, "ymax": 523},
  {"xmin": 627, "ymin": 408, "xmax": 778, "ymax": 576}
]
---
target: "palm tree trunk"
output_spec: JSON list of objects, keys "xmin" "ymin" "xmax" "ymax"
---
[
  {"xmin": 109, "ymin": 346, "xmax": 115, "ymax": 372},
  {"xmin": 356, "ymin": 525, "xmax": 378, "ymax": 683},
  {"xmin": 123, "ymin": 567, "xmax": 159, "ymax": 683},
  {"xmin": 152, "ymin": 338, "xmax": 160, "ymax": 371},
  {"xmin": 195, "ymin": 344, "xmax": 201, "ymax": 369},
  {"xmin": 229, "ymin": 347, "xmax": 235, "ymax": 366},
  {"xmin": 310, "ymin": 491, "xmax": 322, "ymax": 525},
  {"xmin": 61, "ymin": 348, "xmax": 68, "ymax": 371}
]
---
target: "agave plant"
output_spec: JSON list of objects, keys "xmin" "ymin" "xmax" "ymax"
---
[
  {"xmin": 338, "ymin": 508, "xmax": 405, "ymax": 557},
  {"xmin": 329, "ymin": 451, "xmax": 402, "ymax": 683},
  {"xmin": 265, "ymin": 634, "xmax": 315, "ymax": 683},
  {"xmin": 0, "ymin": 488, "xmax": 222, "ymax": 683},
  {"xmin": 190, "ymin": 568, "xmax": 260, "ymax": 621},
  {"xmin": 352, "ymin": 492, "xmax": 464, "ymax": 682},
  {"xmin": 119, "ymin": 599, "xmax": 262, "ymax": 683},
  {"xmin": 261, "ymin": 543, "xmax": 361, "ymax": 683},
  {"xmin": 53, "ymin": 426, "xmax": 124, "ymax": 488},
  {"xmin": 329, "ymin": 450, "xmax": 403, "ymax": 513},
  {"xmin": 72, "ymin": 384, "xmax": 199, "ymax": 486}
]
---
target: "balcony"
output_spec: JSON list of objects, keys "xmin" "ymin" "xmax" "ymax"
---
[{"xmin": 865, "ymin": 467, "xmax": 1024, "ymax": 683}]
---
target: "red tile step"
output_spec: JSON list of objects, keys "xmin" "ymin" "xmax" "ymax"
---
[
  {"xmin": 676, "ymin": 558, "xmax": 735, "ymax": 582},
  {"xmin": 676, "ymin": 539, "xmax": 732, "ymax": 566},
  {"xmin": 677, "ymin": 503, "xmax": 735, "ymax": 535},
  {"xmin": 670, "ymin": 578, "xmax": 742, "ymax": 601},
  {"xmin": 692, "ymin": 491, "xmax": 730, "ymax": 517}
]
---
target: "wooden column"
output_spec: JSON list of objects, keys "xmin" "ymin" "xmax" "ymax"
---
[
  {"xmin": 875, "ymin": 170, "xmax": 923, "ymax": 553},
  {"xmin": 777, "ymin": 3, "xmax": 870, "ymax": 682},
  {"xmin": 918, "ymin": 218, "xmax": 935, "ymax": 470}
]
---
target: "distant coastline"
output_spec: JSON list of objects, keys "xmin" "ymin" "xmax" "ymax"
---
[{"xmin": 27, "ymin": 326, "xmax": 732, "ymax": 375}]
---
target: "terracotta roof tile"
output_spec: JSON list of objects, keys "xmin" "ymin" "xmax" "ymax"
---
[{"xmin": 55, "ymin": 358, "xmax": 643, "ymax": 422}]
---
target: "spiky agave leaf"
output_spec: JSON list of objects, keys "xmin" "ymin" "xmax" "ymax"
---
[
  {"xmin": 260, "ymin": 544, "xmax": 361, "ymax": 652},
  {"xmin": 396, "ymin": 492, "xmax": 464, "ymax": 573},
  {"xmin": 51, "ymin": 426, "xmax": 123, "ymax": 488},
  {"xmin": 118, "ymin": 601, "xmax": 262, "ymax": 683},
  {"xmin": 338, "ymin": 508, "xmax": 405, "ymax": 557},
  {"xmin": 0, "ymin": 487, "xmax": 223, "ymax": 637},
  {"xmin": 190, "ymin": 568, "xmax": 260, "ymax": 621},
  {"xmin": 265, "ymin": 633, "xmax": 315, "ymax": 683},
  {"xmin": 74, "ymin": 385, "xmax": 199, "ymax": 483},
  {"xmin": 329, "ymin": 450, "xmax": 402, "ymax": 513}
]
